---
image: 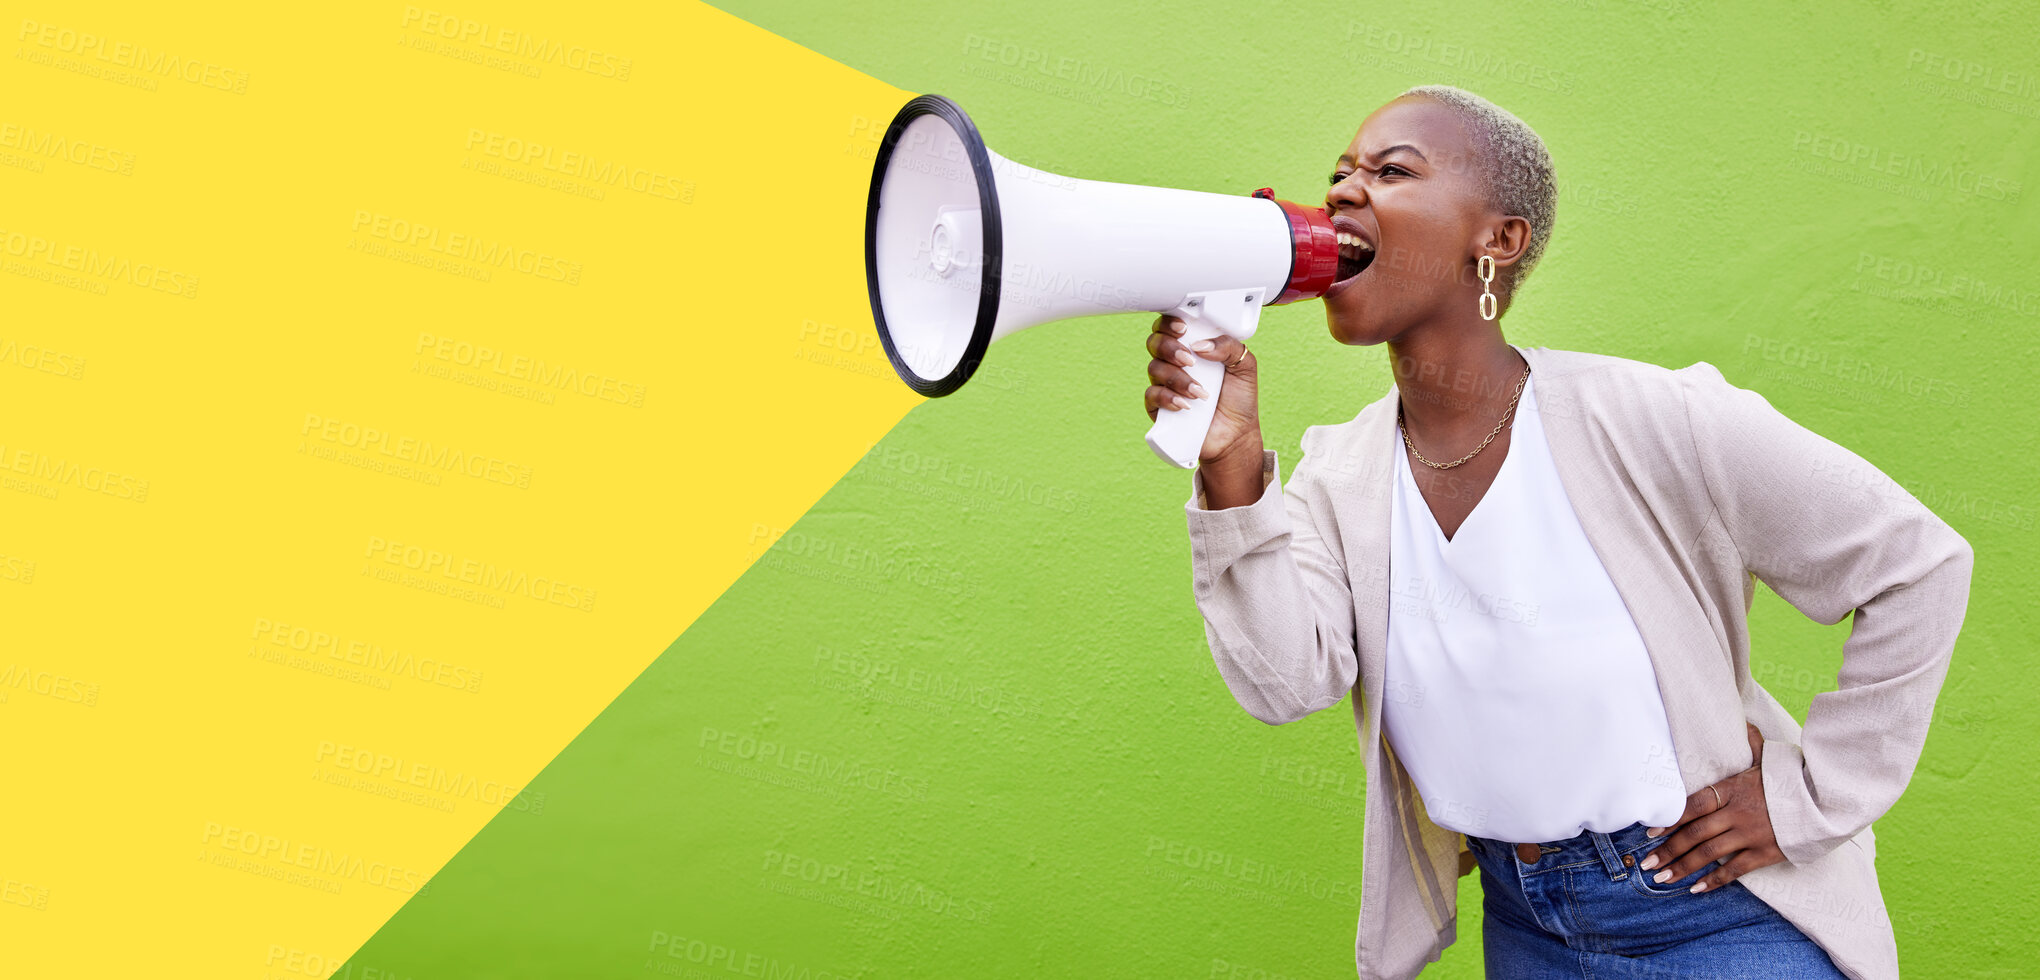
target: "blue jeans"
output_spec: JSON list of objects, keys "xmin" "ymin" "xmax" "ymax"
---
[{"xmin": 1463, "ymin": 819, "xmax": 1848, "ymax": 979}]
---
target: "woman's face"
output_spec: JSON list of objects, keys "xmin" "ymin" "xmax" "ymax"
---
[{"xmin": 1320, "ymin": 96, "xmax": 1498, "ymax": 346}]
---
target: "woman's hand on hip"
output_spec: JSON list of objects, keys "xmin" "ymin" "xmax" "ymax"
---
[{"xmin": 1637, "ymin": 722, "xmax": 1785, "ymax": 893}]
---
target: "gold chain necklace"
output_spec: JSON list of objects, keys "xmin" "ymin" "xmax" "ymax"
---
[{"xmin": 1398, "ymin": 363, "xmax": 1530, "ymax": 470}]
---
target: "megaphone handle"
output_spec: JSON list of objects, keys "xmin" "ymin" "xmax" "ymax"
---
[{"xmin": 1145, "ymin": 288, "xmax": 1263, "ymax": 469}]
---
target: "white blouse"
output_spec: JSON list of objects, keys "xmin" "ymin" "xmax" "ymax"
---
[{"xmin": 1383, "ymin": 371, "xmax": 1688, "ymax": 843}]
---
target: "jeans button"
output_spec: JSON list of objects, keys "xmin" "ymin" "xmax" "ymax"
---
[
  {"xmin": 1515, "ymin": 842, "xmax": 1541, "ymax": 864},
  {"xmin": 1623, "ymin": 853, "xmax": 1636, "ymax": 867}
]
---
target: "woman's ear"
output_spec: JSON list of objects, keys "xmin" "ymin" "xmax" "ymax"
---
[{"xmin": 1481, "ymin": 215, "xmax": 1534, "ymax": 271}]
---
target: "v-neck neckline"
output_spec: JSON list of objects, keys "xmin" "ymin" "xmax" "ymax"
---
[{"xmin": 1396, "ymin": 370, "xmax": 1534, "ymax": 547}]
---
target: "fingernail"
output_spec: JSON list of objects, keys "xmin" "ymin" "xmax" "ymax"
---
[
  {"xmin": 1169, "ymin": 321, "xmax": 1185, "ymax": 335},
  {"xmin": 1653, "ymin": 869, "xmax": 1671, "ymax": 883},
  {"xmin": 1175, "ymin": 350, "xmax": 1195, "ymax": 367},
  {"xmin": 1188, "ymin": 382, "xmax": 1208, "ymax": 398},
  {"xmin": 1189, "ymin": 340, "xmax": 1214, "ymax": 352},
  {"xmin": 1689, "ymin": 881, "xmax": 1708, "ymax": 893},
  {"xmin": 1171, "ymin": 395, "xmax": 1190, "ymax": 411},
  {"xmin": 1645, "ymin": 827, "xmax": 1663, "ymax": 838},
  {"xmin": 1639, "ymin": 853, "xmax": 1658, "ymax": 871}
]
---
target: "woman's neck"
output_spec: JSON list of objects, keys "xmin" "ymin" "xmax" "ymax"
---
[{"xmin": 1385, "ymin": 325, "xmax": 1529, "ymax": 445}]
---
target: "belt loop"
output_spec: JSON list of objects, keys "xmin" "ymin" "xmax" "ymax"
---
[{"xmin": 1590, "ymin": 830, "xmax": 1626, "ymax": 878}]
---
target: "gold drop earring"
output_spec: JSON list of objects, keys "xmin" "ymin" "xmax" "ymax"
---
[{"xmin": 1477, "ymin": 254, "xmax": 1497, "ymax": 321}]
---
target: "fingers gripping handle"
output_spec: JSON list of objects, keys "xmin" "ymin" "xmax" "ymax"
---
[
  {"xmin": 1144, "ymin": 320, "xmax": 1228, "ymax": 468},
  {"xmin": 1145, "ymin": 287, "xmax": 1265, "ymax": 469}
]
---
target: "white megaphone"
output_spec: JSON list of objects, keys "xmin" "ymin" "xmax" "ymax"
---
[{"xmin": 864, "ymin": 94, "xmax": 1340, "ymax": 469}]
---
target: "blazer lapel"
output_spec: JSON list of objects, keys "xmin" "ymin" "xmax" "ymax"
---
[
  {"xmin": 1342, "ymin": 385, "xmax": 1398, "ymax": 751},
  {"xmin": 1509, "ymin": 345, "xmax": 1749, "ymax": 794}
]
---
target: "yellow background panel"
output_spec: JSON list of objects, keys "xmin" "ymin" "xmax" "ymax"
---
[{"xmin": 0, "ymin": 1, "xmax": 915, "ymax": 971}]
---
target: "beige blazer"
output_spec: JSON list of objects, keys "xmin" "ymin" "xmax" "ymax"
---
[{"xmin": 1183, "ymin": 343, "xmax": 1974, "ymax": 980}]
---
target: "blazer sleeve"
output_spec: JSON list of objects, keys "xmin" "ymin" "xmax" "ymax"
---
[
  {"xmin": 1183, "ymin": 443, "xmax": 1361, "ymax": 726},
  {"xmin": 1679, "ymin": 362, "xmax": 1976, "ymax": 867}
]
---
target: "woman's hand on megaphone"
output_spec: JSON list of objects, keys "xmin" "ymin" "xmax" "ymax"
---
[{"xmin": 1145, "ymin": 314, "xmax": 1260, "ymax": 465}]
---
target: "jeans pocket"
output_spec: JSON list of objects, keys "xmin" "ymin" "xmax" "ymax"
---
[{"xmin": 1626, "ymin": 837, "xmax": 1721, "ymax": 897}]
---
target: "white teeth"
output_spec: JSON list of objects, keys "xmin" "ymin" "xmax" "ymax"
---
[
  {"xmin": 1337, "ymin": 232, "xmax": 1351, "ymax": 245},
  {"xmin": 1337, "ymin": 230, "xmax": 1373, "ymax": 251}
]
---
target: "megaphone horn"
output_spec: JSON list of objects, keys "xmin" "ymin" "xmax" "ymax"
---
[{"xmin": 864, "ymin": 94, "xmax": 1338, "ymax": 468}]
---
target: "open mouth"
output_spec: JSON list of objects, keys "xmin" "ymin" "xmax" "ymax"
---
[{"xmin": 1334, "ymin": 231, "xmax": 1375, "ymax": 284}]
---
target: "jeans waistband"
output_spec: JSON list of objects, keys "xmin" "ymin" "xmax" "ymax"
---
[{"xmin": 1467, "ymin": 819, "xmax": 1663, "ymax": 877}]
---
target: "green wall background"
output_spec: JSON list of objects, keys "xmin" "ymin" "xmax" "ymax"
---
[{"xmin": 340, "ymin": 1, "xmax": 2036, "ymax": 976}]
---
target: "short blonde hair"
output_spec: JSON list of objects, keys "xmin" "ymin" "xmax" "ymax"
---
[{"xmin": 1396, "ymin": 84, "xmax": 1557, "ymax": 298}]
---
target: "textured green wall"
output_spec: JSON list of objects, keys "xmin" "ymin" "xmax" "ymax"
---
[{"xmin": 339, "ymin": 2, "xmax": 2035, "ymax": 977}]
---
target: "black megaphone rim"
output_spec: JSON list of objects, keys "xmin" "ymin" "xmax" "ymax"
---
[{"xmin": 863, "ymin": 93, "xmax": 1003, "ymax": 398}]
